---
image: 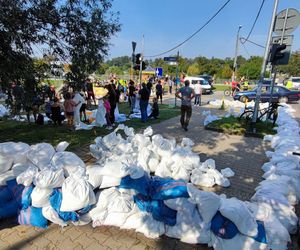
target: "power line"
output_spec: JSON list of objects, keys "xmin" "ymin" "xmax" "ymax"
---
[
  {"xmin": 240, "ymin": 41, "xmax": 251, "ymax": 57},
  {"xmin": 241, "ymin": 0, "xmax": 265, "ymax": 44},
  {"xmin": 240, "ymin": 37, "xmax": 265, "ymax": 48},
  {"xmin": 144, "ymin": 0, "xmax": 231, "ymax": 58}
]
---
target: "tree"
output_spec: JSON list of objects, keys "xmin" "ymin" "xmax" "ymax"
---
[
  {"xmin": 0, "ymin": 0, "xmax": 120, "ymax": 90},
  {"xmin": 220, "ymin": 64, "xmax": 232, "ymax": 79},
  {"xmin": 187, "ymin": 63, "xmax": 199, "ymax": 75},
  {"xmin": 238, "ymin": 56, "xmax": 262, "ymax": 79},
  {"xmin": 277, "ymin": 50, "xmax": 300, "ymax": 76}
]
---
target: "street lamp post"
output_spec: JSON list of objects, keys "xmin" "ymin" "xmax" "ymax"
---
[{"xmin": 232, "ymin": 25, "xmax": 242, "ymax": 82}]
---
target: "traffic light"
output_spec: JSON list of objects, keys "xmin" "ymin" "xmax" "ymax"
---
[
  {"xmin": 269, "ymin": 43, "xmax": 287, "ymax": 65},
  {"xmin": 135, "ymin": 53, "xmax": 142, "ymax": 65},
  {"xmin": 133, "ymin": 61, "xmax": 146, "ymax": 71}
]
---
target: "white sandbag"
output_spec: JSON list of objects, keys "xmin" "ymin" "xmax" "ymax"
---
[
  {"xmin": 86, "ymin": 165, "xmax": 103, "ymax": 189},
  {"xmin": 191, "ymin": 170, "xmax": 215, "ymax": 188},
  {"xmin": 154, "ymin": 160, "xmax": 172, "ymax": 178},
  {"xmin": 0, "ymin": 154, "xmax": 13, "ymax": 174},
  {"xmin": 263, "ymin": 135, "xmax": 273, "ymax": 141},
  {"xmin": 27, "ymin": 143, "xmax": 55, "ymax": 169},
  {"xmin": 206, "ymin": 169, "xmax": 230, "ymax": 187},
  {"xmin": 171, "ymin": 164, "xmax": 190, "ymax": 182},
  {"xmin": 187, "ymin": 183, "xmax": 220, "ymax": 224},
  {"xmin": 0, "ymin": 170, "xmax": 15, "ymax": 186},
  {"xmin": 42, "ymin": 206, "xmax": 67, "ymax": 227},
  {"xmin": 137, "ymin": 147, "xmax": 151, "ymax": 172},
  {"xmin": 31, "ymin": 187, "xmax": 52, "ymax": 207},
  {"xmin": 55, "ymin": 141, "xmax": 69, "ymax": 152},
  {"xmin": 164, "ymin": 197, "xmax": 194, "ymax": 211},
  {"xmin": 143, "ymin": 126, "xmax": 153, "ymax": 137},
  {"xmin": 135, "ymin": 213, "xmax": 165, "ymax": 239},
  {"xmin": 11, "ymin": 162, "xmax": 35, "ymax": 177},
  {"xmin": 51, "ymin": 151, "xmax": 86, "ymax": 177},
  {"xmin": 72, "ymin": 214, "xmax": 92, "ymax": 226},
  {"xmin": 166, "ymin": 205, "xmax": 211, "ymax": 244},
  {"xmin": 124, "ymin": 126, "xmax": 135, "ymax": 137},
  {"xmin": 219, "ymin": 197, "xmax": 258, "ymax": 237},
  {"xmin": 148, "ymin": 157, "xmax": 160, "ymax": 173},
  {"xmin": 171, "ymin": 148, "xmax": 200, "ymax": 171},
  {"xmin": 102, "ymin": 132, "xmax": 121, "ymax": 148},
  {"xmin": 33, "ymin": 168, "xmax": 65, "ymax": 189},
  {"xmin": 0, "ymin": 142, "xmax": 30, "ymax": 165},
  {"xmin": 100, "ymin": 161, "xmax": 128, "ymax": 178},
  {"xmin": 201, "ymin": 158, "xmax": 216, "ymax": 170},
  {"xmin": 99, "ymin": 175, "xmax": 121, "ymax": 189},
  {"xmin": 60, "ymin": 176, "xmax": 96, "ymax": 212},
  {"xmin": 16, "ymin": 165, "xmax": 38, "ymax": 186},
  {"xmin": 220, "ymin": 168, "xmax": 235, "ymax": 178},
  {"xmin": 181, "ymin": 138, "xmax": 195, "ymax": 148}
]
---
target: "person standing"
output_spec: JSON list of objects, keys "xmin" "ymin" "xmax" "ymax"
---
[
  {"xmin": 139, "ymin": 83, "xmax": 150, "ymax": 123},
  {"xmin": 168, "ymin": 78, "xmax": 173, "ymax": 94},
  {"xmin": 107, "ymin": 84, "xmax": 117, "ymax": 125},
  {"xmin": 175, "ymin": 80, "xmax": 195, "ymax": 131},
  {"xmin": 156, "ymin": 80, "xmax": 163, "ymax": 104},
  {"xmin": 64, "ymin": 92, "xmax": 81, "ymax": 131},
  {"xmin": 194, "ymin": 80, "xmax": 202, "ymax": 106},
  {"xmin": 128, "ymin": 80, "xmax": 136, "ymax": 113}
]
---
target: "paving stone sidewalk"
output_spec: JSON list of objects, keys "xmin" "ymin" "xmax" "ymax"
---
[{"xmin": 0, "ymin": 103, "xmax": 297, "ymax": 250}]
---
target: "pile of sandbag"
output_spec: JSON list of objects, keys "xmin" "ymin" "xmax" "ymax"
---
[
  {"xmin": 0, "ymin": 141, "xmax": 96, "ymax": 227},
  {"xmin": 89, "ymin": 125, "xmax": 232, "ymax": 188},
  {"xmin": 0, "ymin": 104, "xmax": 9, "ymax": 117}
]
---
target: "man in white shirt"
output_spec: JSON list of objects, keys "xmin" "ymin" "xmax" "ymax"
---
[{"xmin": 193, "ymin": 81, "xmax": 202, "ymax": 106}]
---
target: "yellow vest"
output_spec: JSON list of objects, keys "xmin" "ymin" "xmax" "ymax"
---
[{"xmin": 286, "ymin": 81, "xmax": 293, "ymax": 89}]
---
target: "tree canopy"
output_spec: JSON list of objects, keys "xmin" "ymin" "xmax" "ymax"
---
[{"xmin": 0, "ymin": 0, "xmax": 120, "ymax": 89}]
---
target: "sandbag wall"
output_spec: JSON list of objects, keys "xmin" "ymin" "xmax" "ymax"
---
[{"xmin": 0, "ymin": 104, "xmax": 299, "ymax": 250}]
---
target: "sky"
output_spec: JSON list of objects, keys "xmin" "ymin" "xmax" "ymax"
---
[{"xmin": 107, "ymin": 0, "xmax": 300, "ymax": 60}]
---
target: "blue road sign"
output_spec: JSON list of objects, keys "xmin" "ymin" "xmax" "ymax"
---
[
  {"xmin": 155, "ymin": 67, "xmax": 163, "ymax": 77},
  {"xmin": 164, "ymin": 57, "xmax": 177, "ymax": 62}
]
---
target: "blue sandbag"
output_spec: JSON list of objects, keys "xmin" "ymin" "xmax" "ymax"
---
[
  {"xmin": 49, "ymin": 189, "xmax": 78, "ymax": 222},
  {"xmin": 18, "ymin": 206, "xmax": 48, "ymax": 228},
  {"xmin": 0, "ymin": 200, "xmax": 19, "ymax": 219},
  {"xmin": 134, "ymin": 194, "xmax": 177, "ymax": 226},
  {"xmin": 119, "ymin": 173, "xmax": 151, "ymax": 196},
  {"xmin": 149, "ymin": 176, "xmax": 189, "ymax": 200},
  {"xmin": 21, "ymin": 185, "xmax": 34, "ymax": 209},
  {"xmin": 77, "ymin": 204, "xmax": 92, "ymax": 215},
  {"xmin": 0, "ymin": 187, "xmax": 13, "ymax": 202},
  {"xmin": 251, "ymin": 220, "xmax": 267, "ymax": 244},
  {"xmin": 6, "ymin": 179, "xmax": 25, "ymax": 207},
  {"xmin": 211, "ymin": 211, "xmax": 239, "ymax": 239}
]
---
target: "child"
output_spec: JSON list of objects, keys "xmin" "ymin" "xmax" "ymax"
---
[
  {"xmin": 148, "ymin": 97, "xmax": 159, "ymax": 119},
  {"xmin": 103, "ymin": 96, "xmax": 112, "ymax": 130},
  {"xmin": 64, "ymin": 92, "xmax": 81, "ymax": 131}
]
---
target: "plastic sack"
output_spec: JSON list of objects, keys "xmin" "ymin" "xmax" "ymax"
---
[
  {"xmin": 134, "ymin": 194, "xmax": 177, "ymax": 226},
  {"xmin": 33, "ymin": 168, "xmax": 65, "ymax": 189},
  {"xmin": 221, "ymin": 168, "xmax": 235, "ymax": 178},
  {"xmin": 187, "ymin": 183, "xmax": 220, "ymax": 224},
  {"xmin": 149, "ymin": 176, "xmax": 189, "ymax": 200},
  {"xmin": 42, "ymin": 206, "xmax": 67, "ymax": 227},
  {"xmin": 219, "ymin": 197, "xmax": 258, "ymax": 237},
  {"xmin": 0, "ymin": 142, "xmax": 30, "ymax": 165},
  {"xmin": 181, "ymin": 138, "xmax": 195, "ymax": 148},
  {"xmin": 210, "ymin": 211, "xmax": 239, "ymax": 239},
  {"xmin": 18, "ymin": 206, "xmax": 48, "ymax": 228},
  {"xmin": 99, "ymin": 175, "xmax": 121, "ymax": 189},
  {"xmin": 119, "ymin": 173, "xmax": 151, "ymax": 196},
  {"xmin": 0, "ymin": 170, "xmax": 15, "ymax": 186},
  {"xmin": 99, "ymin": 161, "xmax": 127, "ymax": 178},
  {"xmin": 16, "ymin": 165, "xmax": 38, "ymax": 186},
  {"xmin": 0, "ymin": 154, "xmax": 13, "ymax": 174},
  {"xmin": 51, "ymin": 152, "xmax": 86, "ymax": 177},
  {"xmin": 11, "ymin": 162, "xmax": 36, "ymax": 177},
  {"xmin": 27, "ymin": 143, "xmax": 55, "ymax": 169},
  {"xmin": 31, "ymin": 187, "xmax": 52, "ymax": 208},
  {"xmin": 86, "ymin": 165, "xmax": 103, "ymax": 189},
  {"xmin": 191, "ymin": 169, "xmax": 215, "ymax": 187},
  {"xmin": 143, "ymin": 126, "xmax": 153, "ymax": 137},
  {"xmin": 55, "ymin": 141, "xmax": 69, "ymax": 152},
  {"xmin": 60, "ymin": 177, "xmax": 96, "ymax": 212}
]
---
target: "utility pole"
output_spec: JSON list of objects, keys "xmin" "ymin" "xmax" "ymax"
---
[
  {"xmin": 232, "ymin": 25, "xmax": 242, "ymax": 82},
  {"xmin": 251, "ymin": 0, "xmax": 279, "ymax": 130},
  {"xmin": 139, "ymin": 35, "xmax": 144, "ymax": 84}
]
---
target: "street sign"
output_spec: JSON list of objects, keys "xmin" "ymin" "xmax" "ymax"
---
[
  {"xmin": 274, "ymin": 8, "xmax": 300, "ymax": 36},
  {"xmin": 155, "ymin": 67, "xmax": 163, "ymax": 77},
  {"xmin": 270, "ymin": 35, "xmax": 293, "ymax": 65},
  {"xmin": 132, "ymin": 41, "xmax": 137, "ymax": 53},
  {"xmin": 163, "ymin": 57, "xmax": 177, "ymax": 62}
]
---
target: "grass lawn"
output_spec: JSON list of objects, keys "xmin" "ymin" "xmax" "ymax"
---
[
  {"xmin": 206, "ymin": 115, "xmax": 276, "ymax": 137},
  {"xmin": 0, "ymin": 103, "xmax": 180, "ymax": 150}
]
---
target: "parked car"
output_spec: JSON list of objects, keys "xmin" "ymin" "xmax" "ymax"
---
[
  {"xmin": 198, "ymin": 75, "xmax": 213, "ymax": 86},
  {"xmin": 184, "ymin": 76, "xmax": 212, "ymax": 94},
  {"xmin": 233, "ymin": 85, "xmax": 300, "ymax": 103}
]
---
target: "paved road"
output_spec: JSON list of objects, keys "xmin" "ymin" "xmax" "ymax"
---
[{"xmin": 0, "ymin": 91, "xmax": 299, "ymax": 250}]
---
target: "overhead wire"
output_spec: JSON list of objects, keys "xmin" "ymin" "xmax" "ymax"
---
[
  {"xmin": 240, "ymin": 37, "xmax": 265, "ymax": 48},
  {"xmin": 241, "ymin": 0, "xmax": 265, "ymax": 44},
  {"xmin": 144, "ymin": 0, "xmax": 231, "ymax": 58}
]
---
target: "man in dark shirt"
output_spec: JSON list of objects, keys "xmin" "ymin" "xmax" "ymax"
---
[
  {"xmin": 128, "ymin": 80, "xmax": 136, "ymax": 113},
  {"xmin": 156, "ymin": 80, "xmax": 163, "ymax": 104},
  {"xmin": 138, "ymin": 83, "xmax": 150, "ymax": 122}
]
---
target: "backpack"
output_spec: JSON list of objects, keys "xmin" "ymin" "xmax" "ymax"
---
[{"xmin": 36, "ymin": 114, "xmax": 44, "ymax": 125}]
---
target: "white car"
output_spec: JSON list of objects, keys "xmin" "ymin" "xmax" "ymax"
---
[
  {"xmin": 184, "ymin": 76, "xmax": 212, "ymax": 94},
  {"xmin": 291, "ymin": 77, "xmax": 300, "ymax": 89}
]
